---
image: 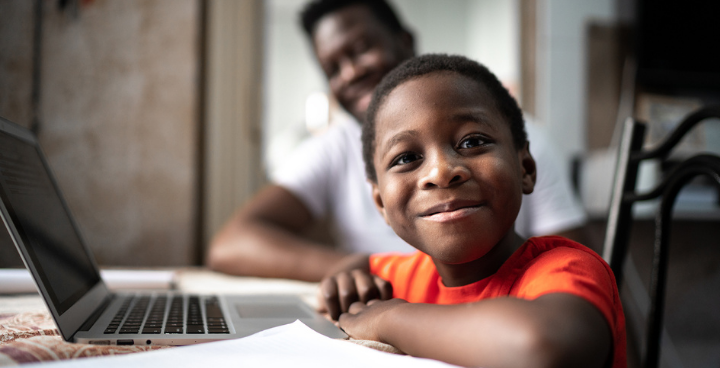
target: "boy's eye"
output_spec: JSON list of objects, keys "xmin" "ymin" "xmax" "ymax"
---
[
  {"xmin": 458, "ymin": 135, "xmax": 487, "ymax": 149},
  {"xmin": 391, "ymin": 152, "xmax": 421, "ymax": 167}
]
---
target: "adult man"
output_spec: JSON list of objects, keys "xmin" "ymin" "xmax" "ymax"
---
[{"xmin": 206, "ymin": 0, "xmax": 586, "ymax": 281}]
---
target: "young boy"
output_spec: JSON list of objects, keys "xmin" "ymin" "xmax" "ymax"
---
[{"xmin": 318, "ymin": 54, "xmax": 626, "ymax": 368}]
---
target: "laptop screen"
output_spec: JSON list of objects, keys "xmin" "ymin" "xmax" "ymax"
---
[{"xmin": 0, "ymin": 129, "xmax": 100, "ymax": 315}]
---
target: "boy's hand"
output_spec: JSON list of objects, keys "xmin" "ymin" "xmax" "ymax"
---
[
  {"xmin": 318, "ymin": 268, "xmax": 393, "ymax": 321},
  {"xmin": 338, "ymin": 299, "xmax": 408, "ymax": 342}
]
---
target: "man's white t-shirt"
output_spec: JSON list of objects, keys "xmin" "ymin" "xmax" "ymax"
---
[
  {"xmin": 271, "ymin": 115, "xmax": 586, "ymax": 254},
  {"xmin": 515, "ymin": 121, "xmax": 587, "ymax": 236}
]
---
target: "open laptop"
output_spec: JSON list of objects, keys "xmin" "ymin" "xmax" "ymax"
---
[{"xmin": 0, "ymin": 116, "xmax": 345, "ymax": 345}]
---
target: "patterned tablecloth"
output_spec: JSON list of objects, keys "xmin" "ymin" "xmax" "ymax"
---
[{"xmin": 0, "ymin": 311, "xmax": 170, "ymax": 366}]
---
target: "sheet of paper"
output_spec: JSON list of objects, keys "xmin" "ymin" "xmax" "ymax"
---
[
  {"xmin": 0, "ymin": 269, "xmax": 176, "ymax": 294},
  {"xmin": 23, "ymin": 320, "xmax": 460, "ymax": 368}
]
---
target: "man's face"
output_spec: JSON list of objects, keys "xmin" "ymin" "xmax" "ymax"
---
[
  {"xmin": 370, "ymin": 72, "xmax": 536, "ymax": 265},
  {"xmin": 312, "ymin": 4, "xmax": 413, "ymax": 122}
]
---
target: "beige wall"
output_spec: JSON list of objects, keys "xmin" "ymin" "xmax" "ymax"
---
[
  {"xmin": 0, "ymin": 0, "xmax": 200, "ymax": 266},
  {"xmin": 0, "ymin": 1, "xmax": 32, "ymax": 267},
  {"xmin": 202, "ymin": 0, "xmax": 265, "ymax": 249},
  {"xmin": 0, "ymin": 0, "xmax": 34, "ymax": 128}
]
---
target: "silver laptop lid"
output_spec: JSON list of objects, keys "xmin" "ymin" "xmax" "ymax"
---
[{"xmin": 0, "ymin": 116, "xmax": 111, "ymax": 341}]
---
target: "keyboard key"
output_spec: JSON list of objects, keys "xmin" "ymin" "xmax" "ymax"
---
[
  {"xmin": 186, "ymin": 325, "xmax": 205, "ymax": 334},
  {"xmin": 165, "ymin": 327, "xmax": 183, "ymax": 334}
]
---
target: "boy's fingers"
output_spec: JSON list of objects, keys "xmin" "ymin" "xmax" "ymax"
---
[
  {"xmin": 352, "ymin": 269, "xmax": 379, "ymax": 303},
  {"xmin": 335, "ymin": 272, "xmax": 359, "ymax": 314},
  {"xmin": 315, "ymin": 287, "xmax": 327, "ymax": 313},
  {"xmin": 373, "ymin": 276, "xmax": 393, "ymax": 300},
  {"xmin": 320, "ymin": 277, "xmax": 341, "ymax": 320},
  {"xmin": 347, "ymin": 301, "xmax": 366, "ymax": 315},
  {"xmin": 337, "ymin": 312, "xmax": 355, "ymax": 335}
]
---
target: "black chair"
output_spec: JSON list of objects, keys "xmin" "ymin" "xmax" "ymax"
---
[{"xmin": 602, "ymin": 106, "xmax": 720, "ymax": 368}]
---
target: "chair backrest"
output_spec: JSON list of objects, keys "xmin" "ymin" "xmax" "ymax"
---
[{"xmin": 602, "ymin": 106, "xmax": 720, "ymax": 368}]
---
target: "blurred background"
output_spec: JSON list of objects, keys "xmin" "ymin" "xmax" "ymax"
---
[
  {"xmin": 1, "ymin": 1, "xmax": 719, "ymax": 366},
  {"xmin": 0, "ymin": 0, "xmax": 636, "ymax": 267}
]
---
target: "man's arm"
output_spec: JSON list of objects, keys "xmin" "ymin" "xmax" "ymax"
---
[
  {"xmin": 340, "ymin": 294, "xmax": 611, "ymax": 368},
  {"xmin": 206, "ymin": 185, "xmax": 347, "ymax": 281}
]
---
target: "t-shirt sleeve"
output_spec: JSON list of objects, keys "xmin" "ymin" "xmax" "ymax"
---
[
  {"xmin": 512, "ymin": 247, "xmax": 619, "ymax": 332},
  {"xmin": 369, "ymin": 252, "xmax": 413, "ymax": 284},
  {"xmin": 369, "ymin": 251, "xmax": 429, "ymax": 300}
]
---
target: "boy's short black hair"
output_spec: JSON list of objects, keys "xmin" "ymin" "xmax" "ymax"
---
[
  {"xmin": 300, "ymin": 0, "xmax": 406, "ymax": 37},
  {"xmin": 362, "ymin": 54, "xmax": 527, "ymax": 183}
]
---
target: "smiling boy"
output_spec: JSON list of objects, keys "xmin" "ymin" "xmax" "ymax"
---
[{"xmin": 319, "ymin": 54, "xmax": 626, "ymax": 368}]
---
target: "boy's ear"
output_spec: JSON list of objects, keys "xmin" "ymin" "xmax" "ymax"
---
[
  {"xmin": 519, "ymin": 141, "xmax": 536, "ymax": 195},
  {"xmin": 370, "ymin": 182, "xmax": 390, "ymax": 224}
]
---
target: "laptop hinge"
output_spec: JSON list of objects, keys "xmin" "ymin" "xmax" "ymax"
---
[{"xmin": 77, "ymin": 294, "xmax": 114, "ymax": 333}]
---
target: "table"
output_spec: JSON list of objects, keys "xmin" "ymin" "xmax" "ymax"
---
[{"xmin": 0, "ymin": 269, "xmax": 400, "ymax": 365}]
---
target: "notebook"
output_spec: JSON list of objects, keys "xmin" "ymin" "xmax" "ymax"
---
[{"xmin": 0, "ymin": 116, "xmax": 345, "ymax": 345}]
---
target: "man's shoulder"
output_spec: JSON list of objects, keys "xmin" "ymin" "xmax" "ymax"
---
[
  {"xmin": 323, "ymin": 114, "xmax": 361, "ymax": 135},
  {"xmin": 280, "ymin": 116, "xmax": 360, "ymax": 163},
  {"xmin": 302, "ymin": 115, "xmax": 361, "ymax": 151}
]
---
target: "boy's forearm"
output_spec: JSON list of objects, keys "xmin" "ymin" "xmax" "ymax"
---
[{"xmin": 375, "ymin": 294, "xmax": 610, "ymax": 368}]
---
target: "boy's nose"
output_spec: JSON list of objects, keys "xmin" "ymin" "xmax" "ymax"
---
[{"xmin": 418, "ymin": 153, "xmax": 471, "ymax": 189}]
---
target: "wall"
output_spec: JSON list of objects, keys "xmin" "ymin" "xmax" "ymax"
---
[
  {"xmin": 535, "ymin": 0, "xmax": 614, "ymax": 162},
  {"xmin": 465, "ymin": 0, "xmax": 520, "ymax": 95},
  {"xmin": 0, "ymin": 0, "xmax": 34, "ymax": 128},
  {"xmin": 0, "ymin": 0, "xmax": 35, "ymax": 267},
  {"xmin": 262, "ymin": 0, "xmax": 326, "ymax": 174},
  {"xmin": 202, "ymin": 0, "xmax": 265, "ymax": 249},
  {"xmin": 0, "ymin": 0, "xmax": 200, "ymax": 266}
]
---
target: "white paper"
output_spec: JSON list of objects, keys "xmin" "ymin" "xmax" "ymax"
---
[
  {"xmin": 0, "ymin": 269, "xmax": 176, "ymax": 294},
  {"xmin": 23, "ymin": 321, "xmax": 460, "ymax": 368}
]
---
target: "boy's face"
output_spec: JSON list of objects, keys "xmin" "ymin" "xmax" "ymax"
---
[{"xmin": 371, "ymin": 72, "xmax": 536, "ymax": 265}]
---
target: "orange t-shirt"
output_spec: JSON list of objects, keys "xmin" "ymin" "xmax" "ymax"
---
[{"xmin": 369, "ymin": 236, "xmax": 626, "ymax": 368}]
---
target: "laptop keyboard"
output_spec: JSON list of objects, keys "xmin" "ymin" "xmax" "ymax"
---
[{"xmin": 104, "ymin": 294, "xmax": 229, "ymax": 335}]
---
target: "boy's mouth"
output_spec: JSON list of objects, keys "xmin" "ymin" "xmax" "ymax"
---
[{"xmin": 420, "ymin": 200, "xmax": 484, "ymax": 223}]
